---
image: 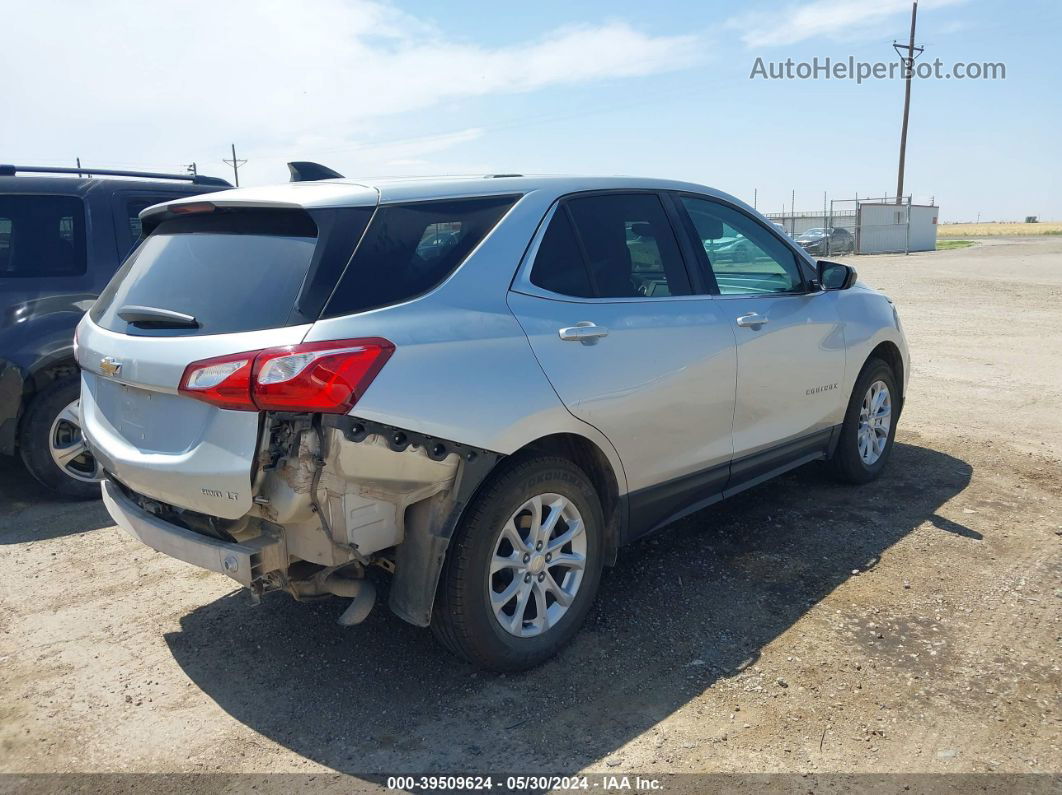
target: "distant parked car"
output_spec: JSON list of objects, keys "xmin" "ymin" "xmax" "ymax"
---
[
  {"xmin": 795, "ymin": 227, "xmax": 854, "ymax": 255},
  {"xmin": 0, "ymin": 164, "xmax": 230, "ymax": 497},
  {"xmin": 772, "ymin": 222, "xmax": 790, "ymax": 237}
]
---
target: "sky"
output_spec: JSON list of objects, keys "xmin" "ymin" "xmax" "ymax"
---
[{"xmin": 2, "ymin": 0, "xmax": 1059, "ymax": 221}]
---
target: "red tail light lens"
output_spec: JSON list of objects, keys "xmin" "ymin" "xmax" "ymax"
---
[
  {"xmin": 178, "ymin": 352, "xmax": 256, "ymax": 410},
  {"xmin": 252, "ymin": 338, "xmax": 394, "ymax": 412},
  {"xmin": 178, "ymin": 338, "xmax": 394, "ymax": 414}
]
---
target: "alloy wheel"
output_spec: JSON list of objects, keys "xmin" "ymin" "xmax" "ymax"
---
[
  {"xmin": 488, "ymin": 493, "xmax": 587, "ymax": 638},
  {"xmin": 48, "ymin": 399, "xmax": 102, "ymax": 483},
  {"xmin": 857, "ymin": 380, "xmax": 892, "ymax": 465}
]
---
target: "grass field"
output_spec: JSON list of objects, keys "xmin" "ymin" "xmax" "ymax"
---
[
  {"xmin": 937, "ymin": 239, "xmax": 975, "ymax": 250},
  {"xmin": 938, "ymin": 222, "xmax": 1062, "ymax": 237}
]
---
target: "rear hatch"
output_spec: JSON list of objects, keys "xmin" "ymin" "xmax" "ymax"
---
[{"xmin": 77, "ymin": 201, "xmax": 374, "ymax": 519}]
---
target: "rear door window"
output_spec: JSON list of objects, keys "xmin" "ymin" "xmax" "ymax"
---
[
  {"xmin": 528, "ymin": 193, "xmax": 692, "ymax": 299},
  {"xmin": 0, "ymin": 195, "xmax": 87, "ymax": 277},
  {"xmin": 91, "ymin": 209, "xmax": 325, "ymax": 336},
  {"xmin": 323, "ymin": 196, "xmax": 517, "ymax": 317}
]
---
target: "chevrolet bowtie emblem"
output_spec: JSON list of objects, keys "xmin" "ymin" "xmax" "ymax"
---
[{"xmin": 99, "ymin": 356, "xmax": 123, "ymax": 377}]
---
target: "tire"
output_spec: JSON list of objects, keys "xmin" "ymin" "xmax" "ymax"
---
[
  {"xmin": 829, "ymin": 358, "xmax": 899, "ymax": 484},
  {"xmin": 18, "ymin": 377, "xmax": 102, "ymax": 500},
  {"xmin": 431, "ymin": 455, "xmax": 605, "ymax": 672}
]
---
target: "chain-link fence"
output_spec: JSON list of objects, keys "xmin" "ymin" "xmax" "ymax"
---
[{"xmin": 763, "ymin": 195, "xmax": 939, "ymax": 255}]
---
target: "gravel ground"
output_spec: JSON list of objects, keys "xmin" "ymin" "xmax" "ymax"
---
[{"xmin": 1, "ymin": 237, "xmax": 1059, "ymax": 782}]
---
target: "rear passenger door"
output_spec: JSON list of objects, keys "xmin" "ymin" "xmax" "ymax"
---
[{"xmin": 507, "ymin": 192, "xmax": 737, "ymax": 534}]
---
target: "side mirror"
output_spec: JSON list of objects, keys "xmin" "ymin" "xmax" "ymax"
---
[{"xmin": 817, "ymin": 259, "xmax": 857, "ymax": 290}]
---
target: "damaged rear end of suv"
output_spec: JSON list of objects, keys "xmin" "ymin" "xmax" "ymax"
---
[{"xmin": 76, "ymin": 173, "xmax": 624, "ymax": 671}]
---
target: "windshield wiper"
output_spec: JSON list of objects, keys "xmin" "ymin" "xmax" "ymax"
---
[{"xmin": 117, "ymin": 305, "xmax": 199, "ymax": 328}]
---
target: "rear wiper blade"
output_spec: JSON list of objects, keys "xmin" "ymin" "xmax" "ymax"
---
[{"xmin": 117, "ymin": 305, "xmax": 199, "ymax": 328}]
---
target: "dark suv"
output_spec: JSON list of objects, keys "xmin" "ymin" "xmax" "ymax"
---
[{"xmin": 0, "ymin": 165, "xmax": 229, "ymax": 497}]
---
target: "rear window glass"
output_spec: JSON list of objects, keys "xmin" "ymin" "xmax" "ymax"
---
[
  {"xmin": 323, "ymin": 196, "xmax": 517, "ymax": 317},
  {"xmin": 91, "ymin": 210, "xmax": 320, "ymax": 336},
  {"xmin": 0, "ymin": 195, "xmax": 87, "ymax": 278}
]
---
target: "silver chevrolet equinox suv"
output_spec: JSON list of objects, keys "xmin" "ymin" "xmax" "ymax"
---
[{"xmin": 76, "ymin": 170, "xmax": 908, "ymax": 671}]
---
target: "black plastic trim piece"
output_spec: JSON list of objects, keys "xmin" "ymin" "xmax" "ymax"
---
[
  {"xmin": 626, "ymin": 461, "xmax": 729, "ymax": 543},
  {"xmin": 324, "ymin": 415, "xmax": 501, "ymax": 467},
  {"xmin": 287, "ymin": 161, "xmax": 345, "ymax": 182},
  {"xmin": 626, "ymin": 425, "xmax": 839, "ymax": 541},
  {"xmin": 728, "ymin": 427, "xmax": 833, "ymax": 485}
]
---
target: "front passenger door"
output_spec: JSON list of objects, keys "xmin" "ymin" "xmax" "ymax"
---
[{"xmin": 678, "ymin": 196, "xmax": 846, "ymax": 477}]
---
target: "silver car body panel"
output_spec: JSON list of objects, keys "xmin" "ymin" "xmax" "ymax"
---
[{"xmin": 718, "ymin": 290, "xmax": 847, "ymax": 459}]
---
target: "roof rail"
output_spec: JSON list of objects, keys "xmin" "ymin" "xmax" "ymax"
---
[{"xmin": 0, "ymin": 164, "xmax": 231, "ymax": 187}]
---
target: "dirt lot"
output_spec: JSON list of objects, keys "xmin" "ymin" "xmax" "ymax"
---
[{"xmin": 1, "ymin": 237, "xmax": 1059, "ymax": 783}]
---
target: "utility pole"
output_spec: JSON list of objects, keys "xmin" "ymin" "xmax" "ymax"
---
[
  {"xmin": 893, "ymin": 1, "xmax": 924, "ymax": 205},
  {"xmin": 184, "ymin": 162, "xmax": 198, "ymax": 177},
  {"xmin": 222, "ymin": 143, "xmax": 246, "ymax": 187},
  {"xmin": 753, "ymin": 188, "xmax": 757, "ymax": 211}
]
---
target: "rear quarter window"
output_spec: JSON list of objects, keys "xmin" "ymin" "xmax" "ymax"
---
[
  {"xmin": 323, "ymin": 195, "xmax": 517, "ymax": 317},
  {"xmin": 0, "ymin": 195, "xmax": 87, "ymax": 277}
]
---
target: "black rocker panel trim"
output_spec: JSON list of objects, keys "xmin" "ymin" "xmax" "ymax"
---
[{"xmin": 625, "ymin": 425, "xmax": 838, "ymax": 542}]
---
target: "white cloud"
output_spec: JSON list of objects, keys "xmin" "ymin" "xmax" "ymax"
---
[
  {"xmin": 0, "ymin": 1, "xmax": 703, "ymax": 183},
  {"xmin": 730, "ymin": 0, "xmax": 966, "ymax": 48}
]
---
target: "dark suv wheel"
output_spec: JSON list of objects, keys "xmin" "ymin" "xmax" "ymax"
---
[
  {"xmin": 431, "ymin": 455, "xmax": 604, "ymax": 671},
  {"xmin": 19, "ymin": 377, "xmax": 102, "ymax": 499},
  {"xmin": 829, "ymin": 358, "xmax": 899, "ymax": 484}
]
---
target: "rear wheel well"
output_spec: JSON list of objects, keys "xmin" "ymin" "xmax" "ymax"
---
[
  {"xmin": 17, "ymin": 360, "xmax": 80, "ymax": 440},
  {"xmin": 25, "ymin": 360, "xmax": 79, "ymax": 400},
  {"xmin": 867, "ymin": 342, "xmax": 904, "ymax": 406},
  {"xmin": 510, "ymin": 433, "xmax": 622, "ymax": 565}
]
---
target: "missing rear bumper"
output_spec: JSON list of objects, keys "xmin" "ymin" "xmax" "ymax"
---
[
  {"xmin": 322, "ymin": 416, "xmax": 504, "ymax": 626},
  {"xmin": 102, "ymin": 477, "xmax": 286, "ymax": 586}
]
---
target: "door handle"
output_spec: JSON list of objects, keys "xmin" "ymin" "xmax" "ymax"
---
[
  {"xmin": 736, "ymin": 312, "xmax": 769, "ymax": 328},
  {"xmin": 558, "ymin": 321, "xmax": 609, "ymax": 342}
]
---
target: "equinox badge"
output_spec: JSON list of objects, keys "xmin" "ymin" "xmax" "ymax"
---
[{"xmin": 99, "ymin": 356, "xmax": 123, "ymax": 377}]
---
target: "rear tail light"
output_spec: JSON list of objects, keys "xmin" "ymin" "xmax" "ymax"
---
[
  {"xmin": 178, "ymin": 338, "xmax": 393, "ymax": 413},
  {"xmin": 179, "ymin": 352, "xmax": 255, "ymax": 411}
]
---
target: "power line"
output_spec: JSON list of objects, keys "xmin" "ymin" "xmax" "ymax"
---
[
  {"xmin": 893, "ymin": 0, "xmax": 924, "ymax": 205},
  {"xmin": 222, "ymin": 143, "xmax": 246, "ymax": 187}
]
